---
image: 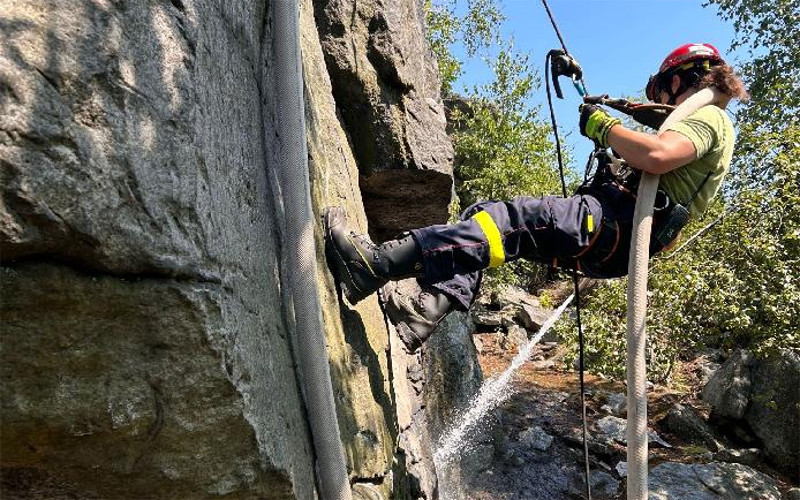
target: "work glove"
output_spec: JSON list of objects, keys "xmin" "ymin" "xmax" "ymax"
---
[{"xmin": 579, "ymin": 104, "xmax": 621, "ymax": 148}]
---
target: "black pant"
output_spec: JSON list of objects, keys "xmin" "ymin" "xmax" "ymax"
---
[{"xmin": 410, "ymin": 182, "xmax": 663, "ymax": 309}]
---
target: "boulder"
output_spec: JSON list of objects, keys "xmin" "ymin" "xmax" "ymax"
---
[
  {"xmin": 695, "ymin": 349, "xmax": 724, "ymax": 386},
  {"xmin": 649, "ymin": 462, "xmax": 781, "ymax": 500},
  {"xmin": 702, "ymin": 349, "xmax": 800, "ymax": 477},
  {"xmin": 424, "ymin": 312, "xmax": 484, "ymax": 440},
  {"xmin": 490, "ymin": 284, "xmax": 539, "ymax": 310},
  {"xmin": 472, "ymin": 310, "xmax": 504, "ymax": 328},
  {"xmin": 1, "ymin": 265, "xmax": 304, "ymax": 500},
  {"xmin": 744, "ymin": 349, "xmax": 800, "ymax": 478},
  {"xmin": 518, "ymin": 304, "xmax": 558, "ymax": 342},
  {"xmin": 596, "ymin": 416, "xmax": 671, "ymax": 448},
  {"xmin": 504, "ymin": 325, "xmax": 528, "ymax": 351},
  {"xmin": 567, "ymin": 471, "xmax": 620, "ymax": 499},
  {"xmin": 517, "ymin": 426, "xmax": 553, "ymax": 451},
  {"xmin": 487, "ymin": 285, "xmax": 553, "ymax": 337},
  {"xmin": 703, "ymin": 350, "xmax": 755, "ymax": 419},
  {"xmin": 662, "ymin": 403, "xmax": 725, "ymax": 451},
  {"xmin": 1, "ymin": 0, "xmax": 317, "ymax": 496},
  {"xmin": 423, "ymin": 311, "xmax": 485, "ymax": 495},
  {"xmin": 601, "ymin": 393, "xmax": 627, "ymax": 417}
]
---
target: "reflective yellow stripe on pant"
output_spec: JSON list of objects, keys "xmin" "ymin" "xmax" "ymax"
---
[{"xmin": 471, "ymin": 210, "xmax": 505, "ymax": 268}]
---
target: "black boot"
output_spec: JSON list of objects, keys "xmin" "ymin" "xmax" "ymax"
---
[
  {"xmin": 323, "ymin": 206, "xmax": 423, "ymax": 304},
  {"xmin": 385, "ymin": 282, "xmax": 453, "ymax": 353}
]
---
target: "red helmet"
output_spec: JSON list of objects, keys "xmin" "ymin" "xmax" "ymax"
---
[{"xmin": 646, "ymin": 43, "xmax": 724, "ymax": 102}]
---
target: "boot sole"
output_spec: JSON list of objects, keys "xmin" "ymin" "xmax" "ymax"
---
[{"xmin": 322, "ymin": 207, "xmax": 371, "ymax": 305}]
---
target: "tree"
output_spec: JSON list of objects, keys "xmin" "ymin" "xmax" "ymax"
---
[
  {"xmin": 707, "ymin": 0, "xmax": 799, "ymax": 130},
  {"xmin": 424, "ymin": 0, "xmax": 503, "ymax": 95}
]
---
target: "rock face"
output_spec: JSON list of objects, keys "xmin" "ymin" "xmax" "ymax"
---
[
  {"xmin": 1, "ymin": 0, "xmax": 314, "ymax": 497},
  {"xmin": 703, "ymin": 349, "xmax": 800, "ymax": 478},
  {"xmin": 314, "ymin": 0, "xmax": 454, "ymax": 241},
  {"xmin": 2, "ymin": 0, "xmax": 458, "ymax": 498}
]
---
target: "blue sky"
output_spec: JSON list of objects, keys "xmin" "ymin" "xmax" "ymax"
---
[{"xmin": 449, "ymin": 0, "xmax": 740, "ymax": 168}]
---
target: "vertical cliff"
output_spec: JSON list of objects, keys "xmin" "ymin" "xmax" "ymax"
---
[
  {"xmin": 2, "ymin": 0, "xmax": 313, "ymax": 498},
  {"xmin": 1, "ymin": 0, "xmax": 476, "ymax": 498}
]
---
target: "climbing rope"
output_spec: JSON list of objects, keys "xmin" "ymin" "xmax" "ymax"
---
[{"xmin": 540, "ymin": 1, "xmax": 592, "ymax": 498}]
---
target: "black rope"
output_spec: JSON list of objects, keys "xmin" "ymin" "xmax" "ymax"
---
[
  {"xmin": 543, "ymin": 20, "xmax": 593, "ymax": 500},
  {"xmin": 540, "ymin": 0, "xmax": 569, "ymax": 55}
]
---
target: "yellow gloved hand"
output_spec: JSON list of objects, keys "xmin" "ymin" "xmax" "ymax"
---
[{"xmin": 579, "ymin": 104, "xmax": 621, "ymax": 148}]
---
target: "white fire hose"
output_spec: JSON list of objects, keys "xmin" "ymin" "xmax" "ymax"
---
[{"xmin": 625, "ymin": 87, "xmax": 724, "ymax": 500}]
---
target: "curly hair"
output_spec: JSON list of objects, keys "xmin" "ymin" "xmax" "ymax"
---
[{"xmin": 697, "ymin": 64, "xmax": 749, "ymax": 101}]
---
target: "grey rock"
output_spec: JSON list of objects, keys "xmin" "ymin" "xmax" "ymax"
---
[
  {"xmin": 490, "ymin": 284, "xmax": 538, "ymax": 310},
  {"xmin": 531, "ymin": 359, "xmax": 556, "ymax": 370},
  {"xmin": 567, "ymin": 470, "xmax": 620, "ymax": 499},
  {"xmin": 424, "ymin": 311, "xmax": 484, "ymax": 438},
  {"xmin": 2, "ymin": 0, "xmax": 447, "ymax": 496},
  {"xmin": 517, "ymin": 303, "xmax": 553, "ymax": 332},
  {"xmin": 649, "ymin": 462, "xmax": 781, "ymax": 500},
  {"xmin": 1, "ymin": 266, "xmax": 302, "ymax": 499},
  {"xmin": 663, "ymin": 403, "xmax": 725, "ymax": 451},
  {"xmin": 695, "ymin": 352, "xmax": 723, "ymax": 386},
  {"xmin": 1, "ymin": 0, "xmax": 325, "ymax": 496},
  {"xmin": 702, "ymin": 349, "xmax": 800, "ymax": 477},
  {"xmin": 601, "ymin": 393, "xmax": 627, "ymax": 417},
  {"xmin": 505, "ymin": 325, "xmax": 528, "ymax": 350},
  {"xmin": 459, "ymin": 443, "xmax": 495, "ymax": 474},
  {"xmin": 314, "ymin": 0, "xmax": 454, "ymax": 241},
  {"xmin": 472, "ymin": 309, "xmax": 503, "ymax": 327},
  {"xmin": 703, "ymin": 350, "xmax": 755, "ymax": 419},
  {"xmin": 744, "ymin": 349, "xmax": 800, "ymax": 477},
  {"xmin": 591, "ymin": 471, "xmax": 621, "ymax": 498},
  {"xmin": 714, "ymin": 448, "xmax": 762, "ymax": 467},
  {"xmin": 596, "ymin": 416, "xmax": 672, "ymax": 448},
  {"xmin": 517, "ymin": 426, "xmax": 554, "ymax": 451},
  {"xmin": 615, "ymin": 461, "xmax": 628, "ymax": 478},
  {"xmin": 500, "ymin": 309, "xmax": 518, "ymax": 328}
]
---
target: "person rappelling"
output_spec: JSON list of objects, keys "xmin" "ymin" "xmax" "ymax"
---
[{"xmin": 323, "ymin": 43, "xmax": 748, "ymax": 353}]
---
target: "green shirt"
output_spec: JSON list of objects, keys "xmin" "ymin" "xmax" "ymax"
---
[{"xmin": 660, "ymin": 105, "xmax": 735, "ymax": 218}]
